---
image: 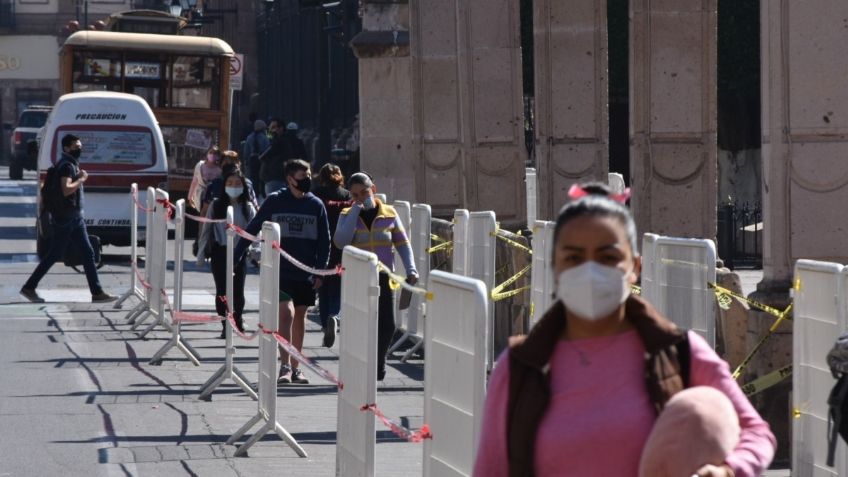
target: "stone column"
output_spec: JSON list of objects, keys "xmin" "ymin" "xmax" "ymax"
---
[
  {"xmin": 534, "ymin": 0, "xmax": 609, "ymax": 221},
  {"xmin": 751, "ymin": 1, "xmax": 848, "ymax": 463},
  {"xmin": 351, "ymin": 1, "xmax": 415, "ymax": 202},
  {"xmin": 409, "ymin": 0, "xmax": 527, "ymax": 224},
  {"xmin": 629, "ymin": 0, "xmax": 717, "ymax": 239}
]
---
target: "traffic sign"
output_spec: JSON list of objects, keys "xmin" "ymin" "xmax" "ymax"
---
[{"xmin": 229, "ymin": 53, "xmax": 243, "ymax": 91}]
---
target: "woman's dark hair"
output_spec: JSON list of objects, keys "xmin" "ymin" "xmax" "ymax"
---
[
  {"xmin": 211, "ymin": 169, "xmax": 249, "ymax": 220},
  {"xmin": 206, "ymin": 145, "xmax": 220, "ymax": 156},
  {"xmin": 347, "ymin": 171, "xmax": 373, "ymax": 189},
  {"xmin": 553, "ymin": 182, "xmax": 639, "ymax": 257},
  {"xmin": 317, "ymin": 163, "xmax": 345, "ymax": 187}
]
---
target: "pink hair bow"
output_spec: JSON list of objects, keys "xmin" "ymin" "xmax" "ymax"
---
[{"xmin": 568, "ymin": 184, "xmax": 631, "ymax": 204}]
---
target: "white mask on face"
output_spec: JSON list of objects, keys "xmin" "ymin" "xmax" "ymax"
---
[
  {"xmin": 556, "ymin": 261, "xmax": 632, "ymax": 321},
  {"xmin": 362, "ymin": 195, "xmax": 376, "ymax": 210},
  {"xmin": 225, "ymin": 186, "xmax": 242, "ymax": 199}
]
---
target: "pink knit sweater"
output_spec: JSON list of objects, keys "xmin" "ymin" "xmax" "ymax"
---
[{"xmin": 473, "ymin": 330, "xmax": 776, "ymax": 477}]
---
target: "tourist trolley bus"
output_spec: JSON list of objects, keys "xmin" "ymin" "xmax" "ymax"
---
[{"xmin": 60, "ymin": 30, "xmax": 234, "ymax": 200}]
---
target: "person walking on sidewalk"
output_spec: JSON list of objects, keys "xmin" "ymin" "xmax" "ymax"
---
[
  {"xmin": 242, "ymin": 120, "xmax": 269, "ymax": 200},
  {"xmin": 20, "ymin": 134, "xmax": 116, "ymax": 304},
  {"xmin": 333, "ymin": 173, "xmax": 418, "ymax": 381},
  {"xmin": 234, "ymin": 159, "xmax": 330, "ymax": 385},
  {"xmin": 259, "ymin": 118, "xmax": 291, "ymax": 197},
  {"xmin": 472, "ymin": 184, "xmax": 776, "ymax": 477},
  {"xmin": 197, "ymin": 169, "xmax": 256, "ymax": 338},
  {"xmin": 311, "ymin": 163, "xmax": 354, "ymax": 348}
]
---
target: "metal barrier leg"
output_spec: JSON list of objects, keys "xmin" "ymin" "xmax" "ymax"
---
[
  {"xmin": 114, "ymin": 287, "xmax": 143, "ymax": 309},
  {"xmin": 233, "ymin": 369, "xmax": 258, "ymax": 400},
  {"xmin": 150, "ymin": 333, "xmax": 201, "ymax": 366},
  {"xmin": 227, "ymin": 412, "xmax": 262, "ymax": 446},
  {"xmin": 137, "ymin": 314, "xmax": 173, "ymax": 338},
  {"xmin": 234, "ymin": 421, "xmax": 274, "ymax": 457},
  {"xmin": 198, "ymin": 323, "xmax": 258, "ymax": 400},
  {"xmin": 199, "ymin": 366, "xmax": 228, "ymax": 396},
  {"xmin": 400, "ymin": 338, "xmax": 424, "ymax": 363},
  {"xmin": 274, "ymin": 422, "xmax": 308, "ymax": 457},
  {"xmin": 131, "ymin": 310, "xmax": 153, "ymax": 329},
  {"xmin": 124, "ymin": 302, "xmax": 147, "ymax": 323},
  {"xmin": 388, "ymin": 331, "xmax": 412, "ymax": 354}
]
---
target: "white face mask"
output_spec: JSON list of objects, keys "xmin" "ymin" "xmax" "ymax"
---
[
  {"xmin": 556, "ymin": 261, "xmax": 632, "ymax": 321},
  {"xmin": 362, "ymin": 195, "xmax": 376, "ymax": 210},
  {"xmin": 225, "ymin": 186, "xmax": 242, "ymax": 199}
]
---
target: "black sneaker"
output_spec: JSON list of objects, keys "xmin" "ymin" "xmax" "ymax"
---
[
  {"xmin": 377, "ymin": 367, "xmax": 386, "ymax": 381},
  {"xmin": 92, "ymin": 292, "xmax": 117, "ymax": 303},
  {"xmin": 277, "ymin": 364, "xmax": 292, "ymax": 384},
  {"xmin": 291, "ymin": 368, "xmax": 309, "ymax": 384},
  {"xmin": 323, "ymin": 315, "xmax": 338, "ymax": 348},
  {"xmin": 20, "ymin": 287, "xmax": 45, "ymax": 303}
]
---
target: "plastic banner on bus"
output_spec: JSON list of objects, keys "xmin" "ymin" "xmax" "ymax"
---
[
  {"xmin": 424, "ymin": 271, "xmax": 489, "ymax": 477},
  {"xmin": 530, "ymin": 220, "xmax": 555, "ymax": 327},
  {"xmin": 336, "ymin": 246, "xmax": 380, "ymax": 476},
  {"xmin": 793, "ymin": 260, "xmax": 847, "ymax": 475}
]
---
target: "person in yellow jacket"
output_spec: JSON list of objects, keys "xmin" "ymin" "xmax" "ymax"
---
[{"xmin": 334, "ymin": 173, "xmax": 418, "ymax": 380}]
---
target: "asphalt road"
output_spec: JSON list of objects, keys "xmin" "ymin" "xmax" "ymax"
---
[{"xmin": 0, "ymin": 167, "xmax": 427, "ymax": 476}]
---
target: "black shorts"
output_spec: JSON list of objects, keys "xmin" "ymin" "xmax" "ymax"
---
[{"xmin": 279, "ymin": 279, "xmax": 316, "ymax": 307}]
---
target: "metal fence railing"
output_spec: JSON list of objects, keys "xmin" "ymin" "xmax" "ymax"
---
[{"xmin": 717, "ymin": 202, "xmax": 763, "ymax": 269}]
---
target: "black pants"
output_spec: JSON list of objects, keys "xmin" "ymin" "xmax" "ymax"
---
[
  {"xmin": 25, "ymin": 216, "xmax": 102, "ymax": 295},
  {"xmin": 377, "ymin": 273, "xmax": 396, "ymax": 374},
  {"xmin": 210, "ymin": 243, "xmax": 246, "ymax": 328}
]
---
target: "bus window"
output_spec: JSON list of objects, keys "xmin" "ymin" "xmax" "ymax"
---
[
  {"xmin": 125, "ymin": 56, "xmax": 168, "ymax": 108},
  {"xmin": 171, "ymin": 56, "xmax": 220, "ymax": 109},
  {"xmin": 72, "ymin": 51, "xmax": 122, "ymax": 92}
]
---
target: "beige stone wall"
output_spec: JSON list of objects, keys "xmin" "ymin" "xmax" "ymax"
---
[
  {"xmin": 629, "ymin": 0, "xmax": 717, "ymax": 240},
  {"xmin": 533, "ymin": 0, "xmax": 609, "ymax": 220},
  {"xmin": 354, "ymin": 1, "xmax": 416, "ymax": 202},
  {"xmin": 409, "ymin": 0, "xmax": 526, "ymax": 223}
]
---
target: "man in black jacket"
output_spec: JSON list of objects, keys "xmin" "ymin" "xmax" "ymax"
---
[
  {"xmin": 260, "ymin": 118, "xmax": 291, "ymax": 197},
  {"xmin": 20, "ymin": 134, "xmax": 116, "ymax": 303}
]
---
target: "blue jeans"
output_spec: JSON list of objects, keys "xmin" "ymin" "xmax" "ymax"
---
[
  {"xmin": 264, "ymin": 180, "xmax": 285, "ymax": 197},
  {"xmin": 318, "ymin": 274, "xmax": 341, "ymax": 328},
  {"xmin": 25, "ymin": 216, "xmax": 103, "ymax": 295}
]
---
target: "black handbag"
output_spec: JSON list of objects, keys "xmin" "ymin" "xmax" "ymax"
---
[{"xmin": 64, "ymin": 234, "xmax": 102, "ymax": 268}]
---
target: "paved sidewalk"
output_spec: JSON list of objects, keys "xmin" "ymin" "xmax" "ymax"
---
[{"xmin": 0, "ymin": 277, "xmax": 427, "ymax": 476}]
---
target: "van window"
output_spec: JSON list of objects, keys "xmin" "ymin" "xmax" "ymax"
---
[
  {"xmin": 18, "ymin": 111, "xmax": 49, "ymax": 128},
  {"xmin": 54, "ymin": 126, "xmax": 156, "ymax": 168}
]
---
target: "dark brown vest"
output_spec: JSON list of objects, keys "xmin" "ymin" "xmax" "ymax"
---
[{"xmin": 505, "ymin": 295, "xmax": 690, "ymax": 477}]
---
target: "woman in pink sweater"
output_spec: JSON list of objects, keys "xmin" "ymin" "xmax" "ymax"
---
[{"xmin": 473, "ymin": 185, "xmax": 775, "ymax": 477}]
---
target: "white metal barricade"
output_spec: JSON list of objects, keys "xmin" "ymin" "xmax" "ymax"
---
[
  {"xmin": 125, "ymin": 186, "xmax": 156, "ymax": 324},
  {"xmin": 608, "ymin": 172, "xmax": 626, "ymax": 194},
  {"xmin": 375, "ymin": 193, "xmax": 388, "ymax": 203},
  {"xmin": 639, "ymin": 235, "xmax": 716, "ymax": 347},
  {"xmin": 640, "ymin": 233, "xmax": 660, "ymax": 308},
  {"xmin": 149, "ymin": 199, "xmax": 201, "ymax": 366},
  {"xmin": 423, "ymin": 271, "xmax": 488, "ymax": 477},
  {"xmin": 793, "ymin": 260, "xmax": 847, "ymax": 475},
  {"xmin": 197, "ymin": 206, "xmax": 258, "ymax": 400},
  {"xmin": 115, "ymin": 183, "xmax": 145, "ymax": 309},
  {"xmin": 392, "ymin": 200, "xmax": 412, "ymax": 330},
  {"xmin": 336, "ymin": 246, "xmax": 380, "ymax": 477},
  {"xmin": 525, "ymin": 167, "xmax": 537, "ymax": 228},
  {"xmin": 467, "ymin": 211, "xmax": 497, "ymax": 368},
  {"xmin": 389, "ymin": 203, "xmax": 431, "ymax": 361},
  {"xmin": 452, "ymin": 209, "xmax": 470, "ymax": 276},
  {"xmin": 227, "ymin": 221, "xmax": 306, "ymax": 458},
  {"xmin": 132, "ymin": 188, "xmax": 172, "ymax": 338},
  {"xmin": 530, "ymin": 220, "xmax": 555, "ymax": 327}
]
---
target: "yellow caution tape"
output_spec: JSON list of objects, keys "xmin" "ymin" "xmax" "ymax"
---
[
  {"xmin": 631, "ymin": 285, "xmax": 642, "ymax": 296},
  {"xmin": 430, "ymin": 234, "xmax": 448, "ymax": 244},
  {"xmin": 494, "ymin": 231, "xmax": 533, "ymax": 255},
  {"xmin": 388, "ymin": 278, "xmax": 401, "ymax": 291},
  {"xmin": 709, "ymin": 282, "xmax": 791, "ymax": 319},
  {"xmin": 731, "ymin": 302, "xmax": 793, "ymax": 380},
  {"xmin": 426, "ymin": 241, "xmax": 453, "ymax": 255},
  {"xmin": 492, "ymin": 285, "xmax": 531, "ymax": 302},
  {"xmin": 740, "ymin": 364, "xmax": 792, "ymax": 397},
  {"xmin": 529, "ymin": 301, "xmax": 535, "ymax": 318},
  {"xmin": 491, "ymin": 265, "xmax": 531, "ymax": 296},
  {"xmin": 376, "ymin": 262, "xmax": 434, "ymax": 301}
]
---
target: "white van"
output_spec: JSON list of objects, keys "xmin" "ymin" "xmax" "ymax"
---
[{"xmin": 37, "ymin": 92, "xmax": 167, "ymax": 252}]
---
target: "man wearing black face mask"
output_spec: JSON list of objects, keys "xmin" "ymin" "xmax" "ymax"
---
[
  {"xmin": 234, "ymin": 159, "xmax": 330, "ymax": 385},
  {"xmin": 20, "ymin": 134, "xmax": 116, "ymax": 303}
]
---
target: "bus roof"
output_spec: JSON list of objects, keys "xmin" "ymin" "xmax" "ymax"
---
[{"xmin": 64, "ymin": 31, "xmax": 234, "ymax": 57}]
